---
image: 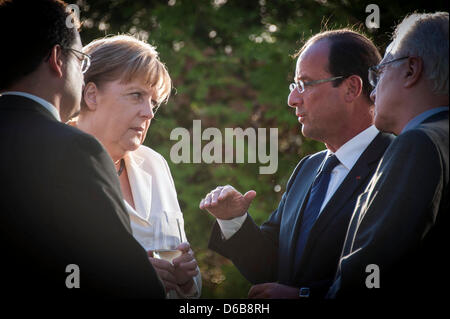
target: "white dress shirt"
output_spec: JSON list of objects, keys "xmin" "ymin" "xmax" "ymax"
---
[
  {"xmin": 218, "ymin": 125, "xmax": 380, "ymax": 240},
  {"xmin": 1, "ymin": 91, "xmax": 61, "ymax": 121},
  {"xmin": 123, "ymin": 145, "xmax": 202, "ymax": 299}
]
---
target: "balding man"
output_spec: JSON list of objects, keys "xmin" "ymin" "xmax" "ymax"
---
[{"xmin": 200, "ymin": 29, "xmax": 393, "ymax": 298}]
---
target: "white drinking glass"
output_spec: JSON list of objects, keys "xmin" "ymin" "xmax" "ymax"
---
[{"xmin": 152, "ymin": 216, "xmax": 184, "ymax": 264}]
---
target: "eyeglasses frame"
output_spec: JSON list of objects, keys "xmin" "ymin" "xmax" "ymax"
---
[
  {"xmin": 61, "ymin": 46, "xmax": 91, "ymax": 74},
  {"xmin": 368, "ymin": 56, "xmax": 409, "ymax": 88},
  {"xmin": 289, "ymin": 76, "xmax": 346, "ymax": 94}
]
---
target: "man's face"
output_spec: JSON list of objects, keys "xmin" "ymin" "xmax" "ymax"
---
[
  {"xmin": 287, "ymin": 40, "xmax": 345, "ymax": 143},
  {"xmin": 60, "ymin": 31, "xmax": 84, "ymax": 122},
  {"xmin": 370, "ymin": 41, "xmax": 405, "ymax": 134}
]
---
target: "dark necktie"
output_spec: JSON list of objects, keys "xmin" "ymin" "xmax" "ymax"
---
[{"xmin": 294, "ymin": 154, "xmax": 340, "ymax": 268}]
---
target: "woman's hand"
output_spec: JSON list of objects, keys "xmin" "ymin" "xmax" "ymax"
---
[{"xmin": 172, "ymin": 242, "xmax": 199, "ymax": 293}]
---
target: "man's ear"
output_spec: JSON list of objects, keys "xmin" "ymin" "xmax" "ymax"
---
[
  {"xmin": 403, "ymin": 56, "xmax": 423, "ymax": 88},
  {"xmin": 343, "ymin": 75, "xmax": 363, "ymax": 103},
  {"xmin": 48, "ymin": 45, "xmax": 64, "ymax": 78},
  {"xmin": 83, "ymin": 82, "xmax": 98, "ymax": 111}
]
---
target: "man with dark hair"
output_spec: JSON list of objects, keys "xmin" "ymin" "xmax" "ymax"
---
[
  {"xmin": 328, "ymin": 12, "xmax": 449, "ymax": 299},
  {"xmin": 200, "ymin": 29, "xmax": 394, "ymax": 298},
  {"xmin": 304, "ymin": 30, "xmax": 383, "ymax": 101},
  {"xmin": 0, "ymin": 0, "xmax": 165, "ymax": 298}
]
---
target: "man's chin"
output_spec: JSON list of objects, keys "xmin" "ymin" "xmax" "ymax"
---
[
  {"xmin": 374, "ymin": 117, "xmax": 393, "ymax": 134},
  {"xmin": 60, "ymin": 99, "xmax": 81, "ymax": 123},
  {"xmin": 301, "ymin": 125, "xmax": 313, "ymax": 139}
]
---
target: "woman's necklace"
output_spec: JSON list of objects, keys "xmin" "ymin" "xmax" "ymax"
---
[{"xmin": 116, "ymin": 158, "xmax": 125, "ymax": 176}]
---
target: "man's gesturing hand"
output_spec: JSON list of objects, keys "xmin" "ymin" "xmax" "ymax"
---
[{"xmin": 199, "ymin": 185, "xmax": 256, "ymax": 220}]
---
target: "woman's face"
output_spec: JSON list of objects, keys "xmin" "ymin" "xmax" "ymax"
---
[{"xmin": 85, "ymin": 77, "xmax": 158, "ymax": 159}]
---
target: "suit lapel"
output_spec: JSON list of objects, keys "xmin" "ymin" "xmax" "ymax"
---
[
  {"xmin": 125, "ymin": 153, "xmax": 153, "ymax": 223},
  {"xmin": 294, "ymin": 133, "xmax": 393, "ymax": 273},
  {"xmin": 286, "ymin": 152, "xmax": 326, "ymax": 276}
]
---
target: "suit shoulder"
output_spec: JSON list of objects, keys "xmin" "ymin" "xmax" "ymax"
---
[
  {"xmin": 64, "ymin": 124, "xmax": 106, "ymax": 154},
  {"xmin": 50, "ymin": 124, "xmax": 111, "ymax": 164},
  {"xmin": 385, "ymin": 129, "xmax": 445, "ymax": 171},
  {"xmin": 394, "ymin": 128, "xmax": 438, "ymax": 151},
  {"xmin": 419, "ymin": 119, "xmax": 449, "ymax": 148},
  {"xmin": 49, "ymin": 122, "xmax": 104, "ymax": 149}
]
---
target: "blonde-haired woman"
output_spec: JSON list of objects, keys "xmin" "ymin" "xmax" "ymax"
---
[{"xmin": 75, "ymin": 35, "xmax": 201, "ymax": 298}]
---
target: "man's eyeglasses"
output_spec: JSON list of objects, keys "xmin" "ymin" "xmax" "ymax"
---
[
  {"xmin": 289, "ymin": 76, "xmax": 345, "ymax": 94},
  {"xmin": 368, "ymin": 56, "xmax": 409, "ymax": 88},
  {"xmin": 62, "ymin": 47, "xmax": 91, "ymax": 74}
]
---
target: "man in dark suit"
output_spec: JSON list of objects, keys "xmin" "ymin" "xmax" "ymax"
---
[
  {"xmin": 200, "ymin": 30, "xmax": 394, "ymax": 298},
  {"xmin": 328, "ymin": 12, "xmax": 449, "ymax": 299},
  {"xmin": 0, "ymin": 0, "xmax": 165, "ymax": 298}
]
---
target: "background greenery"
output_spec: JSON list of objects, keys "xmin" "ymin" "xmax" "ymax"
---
[{"xmin": 78, "ymin": 0, "xmax": 447, "ymax": 298}]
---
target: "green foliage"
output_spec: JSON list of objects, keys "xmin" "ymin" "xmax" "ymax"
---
[{"xmin": 78, "ymin": 0, "xmax": 447, "ymax": 298}]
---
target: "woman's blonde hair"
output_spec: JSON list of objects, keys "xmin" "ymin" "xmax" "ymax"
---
[{"xmin": 81, "ymin": 34, "xmax": 172, "ymax": 109}]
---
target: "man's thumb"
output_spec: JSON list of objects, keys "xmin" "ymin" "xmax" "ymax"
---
[{"xmin": 243, "ymin": 190, "xmax": 257, "ymax": 204}]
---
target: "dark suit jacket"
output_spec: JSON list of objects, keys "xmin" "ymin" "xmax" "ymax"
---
[
  {"xmin": 0, "ymin": 95, "xmax": 165, "ymax": 299},
  {"xmin": 209, "ymin": 131, "xmax": 394, "ymax": 298},
  {"xmin": 328, "ymin": 110, "xmax": 449, "ymax": 299}
]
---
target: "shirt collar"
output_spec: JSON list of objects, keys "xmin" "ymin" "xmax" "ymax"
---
[
  {"xmin": 329, "ymin": 125, "xmax": 380, "ymax": 171},
  {"xmin": 1, "ymin": 91, "xmax": 61, "ymax": 121},
  {"xmin": 401, "ymin": 106, "xmax": 449, "ymax": 134},
  {"xmin": 124, "ymin": 147, "xmax": 145, "ymax": 167}
]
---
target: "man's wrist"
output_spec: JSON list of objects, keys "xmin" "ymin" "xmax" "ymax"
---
[{"xmin": 217, "ymin": 213, "xmax": 248, "ymax": 240}]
